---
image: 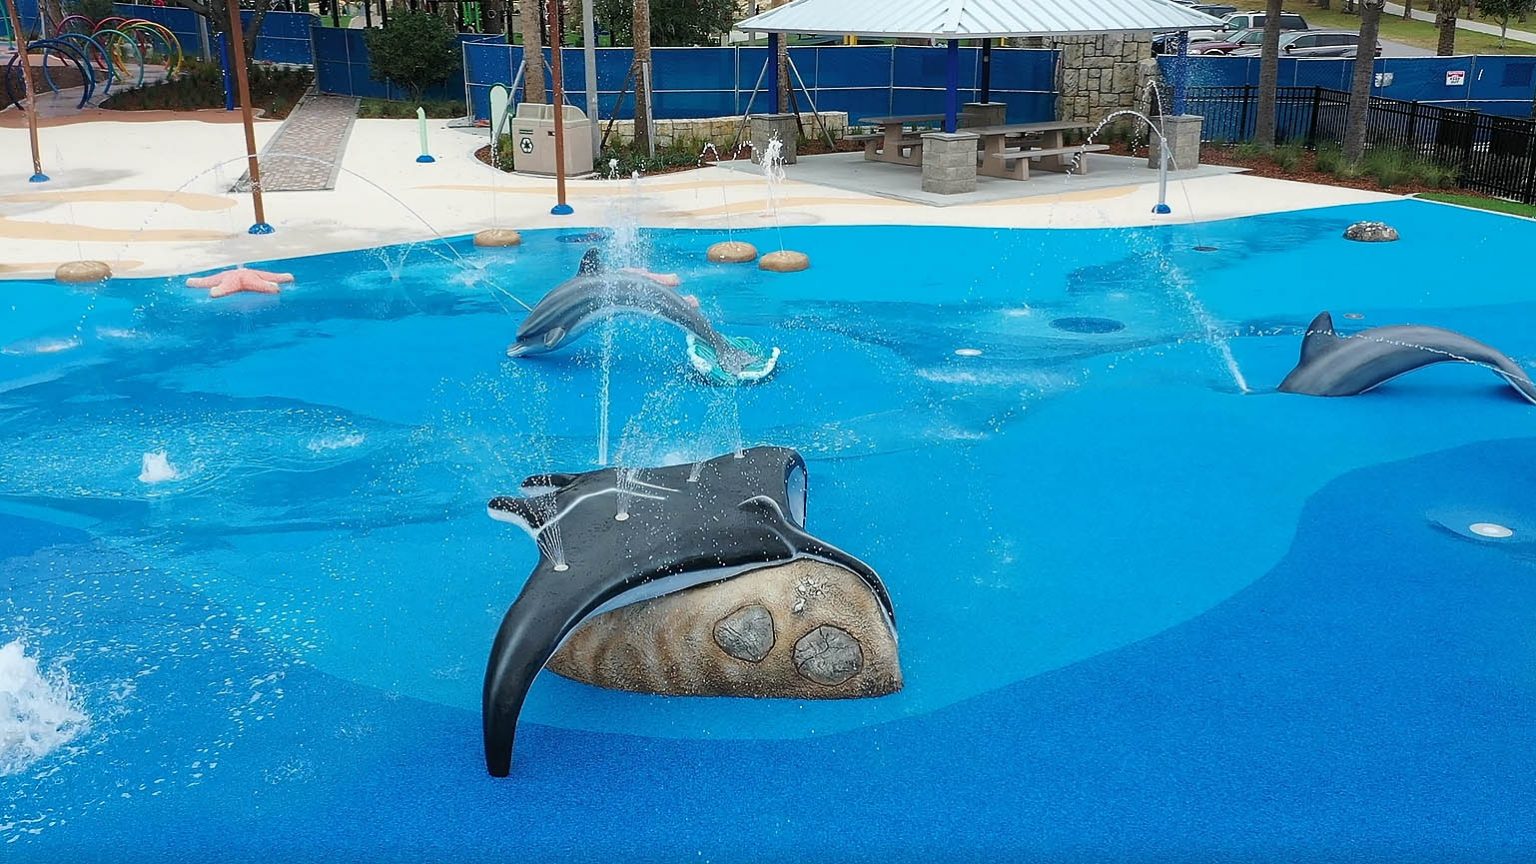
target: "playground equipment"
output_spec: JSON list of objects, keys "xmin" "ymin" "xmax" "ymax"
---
[
  {"xmin": 5, "ymin": 39, "xmax": 93, "ymax": 109},
  {"xmin": 4, "ymin": 14, "xmax": 185, "ymax": 110}
]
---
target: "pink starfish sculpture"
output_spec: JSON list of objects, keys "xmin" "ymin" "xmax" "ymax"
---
[{"xmin": 186, "ymin": 267, "xmax": 294, "ymax": 298}]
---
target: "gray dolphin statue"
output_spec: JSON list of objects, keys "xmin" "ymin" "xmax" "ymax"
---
[
  {"xmin": 507, "ymin": 249, "xmax": 778, "ymax": 382},
  {"xmin": 1279, "ymin": 311, "xmax": 1536, "ymax": 404}
]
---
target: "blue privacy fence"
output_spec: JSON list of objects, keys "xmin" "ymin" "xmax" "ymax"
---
[
  {"xmin": 313, "ymin": 27, "xmax": 498, "ymax": 101},
  {"xmin": 108, "ymin": 4, "xmax": 318, "ymax": 65},
  {"xmin": 1162, "ymin": 55, "xmax": 1536, "ymax": 117},
  {"xmin": 454, "ymin": 43, "xmax": 1057, "ymax": 125}
]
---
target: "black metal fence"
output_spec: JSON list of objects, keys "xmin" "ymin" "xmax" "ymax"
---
[{"xmin": 1186, "ymin": 84, "xmax": 1536, "ymax": 204}]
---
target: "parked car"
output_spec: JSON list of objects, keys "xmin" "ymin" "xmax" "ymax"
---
[
  {"xmin": 1232, "ymin": 29, "xmax": 1381, "ymax": 58},
  {"xmin": 1152, "ymin": 31, "xmax": 1226, "ymax": 54},
  {"xmin": 1190, "ymin": 4, "xmax": 1239, "ymax": 18},
  {"xmin": 1187, "ymin": 11, "xmax": 1309, "ymax": 42},
  {"xmin": 1189, "ymin": 27, "xmax": 1266, "ymax": 54}
]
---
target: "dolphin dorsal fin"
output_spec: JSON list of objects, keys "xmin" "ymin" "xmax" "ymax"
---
[{"xmin": 1299, "ymin": 311, "xmax": 1345, "ymax": 362}]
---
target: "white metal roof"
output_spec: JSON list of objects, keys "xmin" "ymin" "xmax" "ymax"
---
[{"xmin": 736, "ymin": 0, "xmax": 1226, "ymax": 39}]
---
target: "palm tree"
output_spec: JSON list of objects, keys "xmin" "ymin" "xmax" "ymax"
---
[
  {"xmin": 1254, "ymin": 0, "xmax": 1284, "ymax": 148},
  {"xmin": 1344, "ymin": 0, "xmax": 1385, "ymax": 162},
  {"xmin": 632, "ymin": 0, "xmax": 653, "ymax": 153},
  {"xmin": 1436, "ymin": 0, "xmax": 1461, "ymax": 55},
  {"xmin": 521, "ymin": 0, "xmax": 547, "ymax": 103}
]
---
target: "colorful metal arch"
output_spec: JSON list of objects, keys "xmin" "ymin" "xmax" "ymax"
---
[
  {"xmin": 93, "ymin": 16, "xmax": 129, "ymax": 33},
  {"xmin": 50, "ymin": 33, "xmax": 117, "ymax": 94},
  {"xmin": 4, "ymin": 39, "xmax": 93, "ymax": 110},
  {"xmin": 54, "ymin": 14, "xmax": 95, "ymax": 36},
  {"xmin": 93, "ymin": 28, "xmax": 147, "ymax": 88},
  {"xmin": 121, "ymin": 19, "xmax": 184, "ymax": 76}
]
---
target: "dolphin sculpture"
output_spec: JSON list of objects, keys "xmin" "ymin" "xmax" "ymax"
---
[
  {"xmin": 507, "ymin": 249, "xmax": 779, "ymax": 383},
  {"xmin": 481, "ymin": 446, "xmax": 895, "ymax": 777},
  {"xmin": 1279, "ymin": 311, "xmax": 1536, "ymax": 404}
]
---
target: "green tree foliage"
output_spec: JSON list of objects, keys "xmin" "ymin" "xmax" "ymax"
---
[
  {"xmin": 1477, "ymin": 0, "xmax": 1534, "ymax": 46},
  {"xmin": 365, "ymin": 11, "xmax": 463, "ymax": 104},
  {"xmin": 66, "ymin": 0, "xmax": 118, "ymax": 25},
  {"xmin": 595, "ymin": 0, "xmax": 737, "ymax": 46}
]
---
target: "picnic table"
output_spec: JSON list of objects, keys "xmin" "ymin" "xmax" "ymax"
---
[
  {"xmin": 967, "ymin": 121, "xmax": 1105, "ymax": 181},
  {"xmin": 852, "ymin": 114, "xmax": 945, "ymax": 166}
]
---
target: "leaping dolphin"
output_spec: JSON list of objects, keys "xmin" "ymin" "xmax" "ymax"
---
[
  {"xmin": 1278, "ymin": 311, "xmax": 1536, "ymax": 404},
  {"xmin": 481, "ymin": 447, "xmax": 895, "ymax": 776},
  {"xmin": 507, "ymin": 249, "xmax": 779, "ymax": 382}
]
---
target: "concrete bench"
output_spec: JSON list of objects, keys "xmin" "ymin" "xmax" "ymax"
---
[
  {"xmin": 861, "ymin": 134, "xmax": 926, "ymax": 166},
  {"xmin": 982, "ymin": 144, "xmax": 1109, "ymax": 180}
]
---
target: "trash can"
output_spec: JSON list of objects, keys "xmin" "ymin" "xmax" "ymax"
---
[{"xmin": 511, "ymin": 103, "xmax": 595, "ymax": 176}]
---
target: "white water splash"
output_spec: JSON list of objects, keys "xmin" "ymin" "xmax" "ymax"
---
[
  {"xmin": 138, "ymin": 450, "xmax": 181, "ymax": 484},
  {"xmin": 307, "ymin": 433, "xmax": 366, "ymax": 453},
  {"xmin": 2, "ymin": 337, "xmax": 81, "ymax": 356},
  {"xmin": 0, "ymin": 640, "xmax": 88, "ymax": 777}
]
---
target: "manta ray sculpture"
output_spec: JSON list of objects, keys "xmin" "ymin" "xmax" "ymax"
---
[
  {"xmin": 1279, "ymin": 311, "xmax": 1536, "ymax": 404},
  {"xmin": 481, "ymin": 446, "xmax": 895, "ymax": 777},
  {"xmin": 507, "ymin": 249, "xmax": 779, "ymax": 384}
]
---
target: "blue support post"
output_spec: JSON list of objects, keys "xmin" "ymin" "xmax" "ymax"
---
[
  {"xmin": 768, "ymin": 33, "xmax": 781, "ymax": 113},
  {"xmin": 215, "ymin": 31, "xmax": 234, "ymax": 111},
  {"xmin": 944, "ymin": 39, "xmax": 959, "ymax": 133},
  {"xmin": 1173, "ymin": 31, "xmax": 1189, "ymax": 116}
]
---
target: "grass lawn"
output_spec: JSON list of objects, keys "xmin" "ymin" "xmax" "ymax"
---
[
  {"xmin": 358, "ymin": 98, "xmax": 466, "ymax": 118},
  {"xmin": 1416, "ymin": 191, "xmax": 1536, "ymax": 216},
  {"xmin": 1281, "ymin": 0, "xmax": 1536, "ymax": 55}
]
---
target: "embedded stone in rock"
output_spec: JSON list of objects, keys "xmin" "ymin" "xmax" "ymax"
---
[
  {"xmin": 713, "ymin": 604, "xmax": 775, "ymax": 662},
  {"xmin": 54, "ymin": 261, "xmax": 112, "ymax": 283},
  {"xmin": 707, "ymin": 240, "xmax": 758, "ymax": 264},
  {"xmin": 474, "ymin": 228, "xmax": 522, "ymax": 247},
  {"xmin": 759, "ymin": 250, "xmax": 809, "ymax": 272},
  {"xmin": 1343, "ymin": 221, "xmax": 1399, "ymax": 243},
  {"xmin": 793, "ymin": 625, "xmax": 864, "ymax": 687},
  {"xmin": 547, "ymin": 558, "xmax": 899, "ymax": 699}
]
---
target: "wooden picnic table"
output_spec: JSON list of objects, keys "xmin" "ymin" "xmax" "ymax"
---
[
  {"xmin": 853, "ymin": 114, "xmax": 945, "ymax": 167},
  {"xmin": 966, "ymin": 121, "xmax": 1103, "ymax": 181}
]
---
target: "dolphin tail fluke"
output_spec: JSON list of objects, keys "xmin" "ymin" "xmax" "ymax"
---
[
  {"xmin": 483, "ymin": 577, "xmax": 582, "ymax": 776},
  {"xmin": 1489, "ymin": 355, "xmax": 1536, "ymax": 405}
]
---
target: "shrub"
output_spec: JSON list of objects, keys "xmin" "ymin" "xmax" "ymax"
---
[
  {"xmin": 1272, "ymin": 142, "xmax": 1304, "ymax": 172},
  {"xmin": 1233, "ymin": 141, "xmax": 1268, "ymax": 161},
  {"xmin": 364, "ymin": 11, "xmax": 461, "ymax": 104},
  {"xmin": 1315, "ymin": 145, "xmax": 1344, "ymax": 175}
]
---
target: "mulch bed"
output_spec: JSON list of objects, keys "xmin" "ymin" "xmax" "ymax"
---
[
  {"xmin": 1097, "ymin": 138, "xmax": 1462, "ymax": 197},
  {"xmin": 474, "ymin": 133, "xmax": 864, "ymax": 178}
]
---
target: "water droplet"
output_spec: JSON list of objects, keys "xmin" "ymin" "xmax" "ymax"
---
[
  {"xmin": 1469, "ymin": 522, "xmax": 1514, "ymax": 539},
  {"xmin": 1344, "ymin": 312, "xmax": 1366, "ymax": 320}
]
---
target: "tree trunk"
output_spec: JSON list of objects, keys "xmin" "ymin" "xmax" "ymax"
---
[
  {"xmin": 1254, "ymin": 0, "xmax": 1284, "ymax": 148},
  {"xmin": 632, "ymin": 0, "xmax": 652, "ymax": 153},
  {"xmin": 1436, "ymin": 0, "xmax": 1459, "ymax": 55},
  {"xmin": 1344, "ymin": 0, "xmax": 1384, "ymax": 162},
  {"xmin": 521, "ymin": 0, "xmax": 547, "ymax": 102},
  {"xmin": 1402, "ymin": 0, "xmax": 1412, "ymax": 18}
]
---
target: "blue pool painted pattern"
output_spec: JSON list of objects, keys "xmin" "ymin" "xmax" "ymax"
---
[{"xmin": 1, "ymin": 199, "xmax": 1534, "ymax": 860}]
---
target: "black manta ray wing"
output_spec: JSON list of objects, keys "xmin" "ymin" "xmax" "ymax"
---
[{"xmin": 481, "ymin": 446, "xmax": 895, "ymax": 777}]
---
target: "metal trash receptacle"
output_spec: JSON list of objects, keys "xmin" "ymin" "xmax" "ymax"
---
[{"xmin": 510, "ymin": 103, "xmax": 595, "ymax": 176}]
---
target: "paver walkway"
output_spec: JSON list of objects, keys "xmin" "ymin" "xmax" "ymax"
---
[{"xmin": 236, "ymin": 92, "xmax": 359, "ymax": 192}]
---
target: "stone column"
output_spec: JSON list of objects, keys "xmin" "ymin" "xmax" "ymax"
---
[
  {"xmin": 750, "ymin": 114, "xmax": 798, "ymax": 165},
  {"xmin": 1048, "ymin": 33, "xmax": 1153, "ymax": 124},
  {"xmin": 961, "ymin": 102, "xmax": 1007, "ymax": 128},
  {"xmin": 921, "ymin": 131, "xmax": 979, "ymax": 195},
  {"xmin": 1148, "ymin": 115, "xmax": 1203, "ymax": 170}
]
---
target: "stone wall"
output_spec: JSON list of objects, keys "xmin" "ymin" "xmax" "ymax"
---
[
  {"xmin": 1021, "ymin": 34, "xmax": 1153, "ymax": 124},
  {"xmin": 601, "ymin": 112, "xmax": 849, "ymax": 148}
]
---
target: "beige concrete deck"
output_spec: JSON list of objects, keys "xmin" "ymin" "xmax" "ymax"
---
[{"xmin": 0, "ymin": 116, "xmax": 1401, "ymax": 279}]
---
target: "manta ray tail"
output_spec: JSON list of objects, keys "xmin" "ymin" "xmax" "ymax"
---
[{"xmin": 483, "ymin": 570, "xmax": 595, "ymax": 776}]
